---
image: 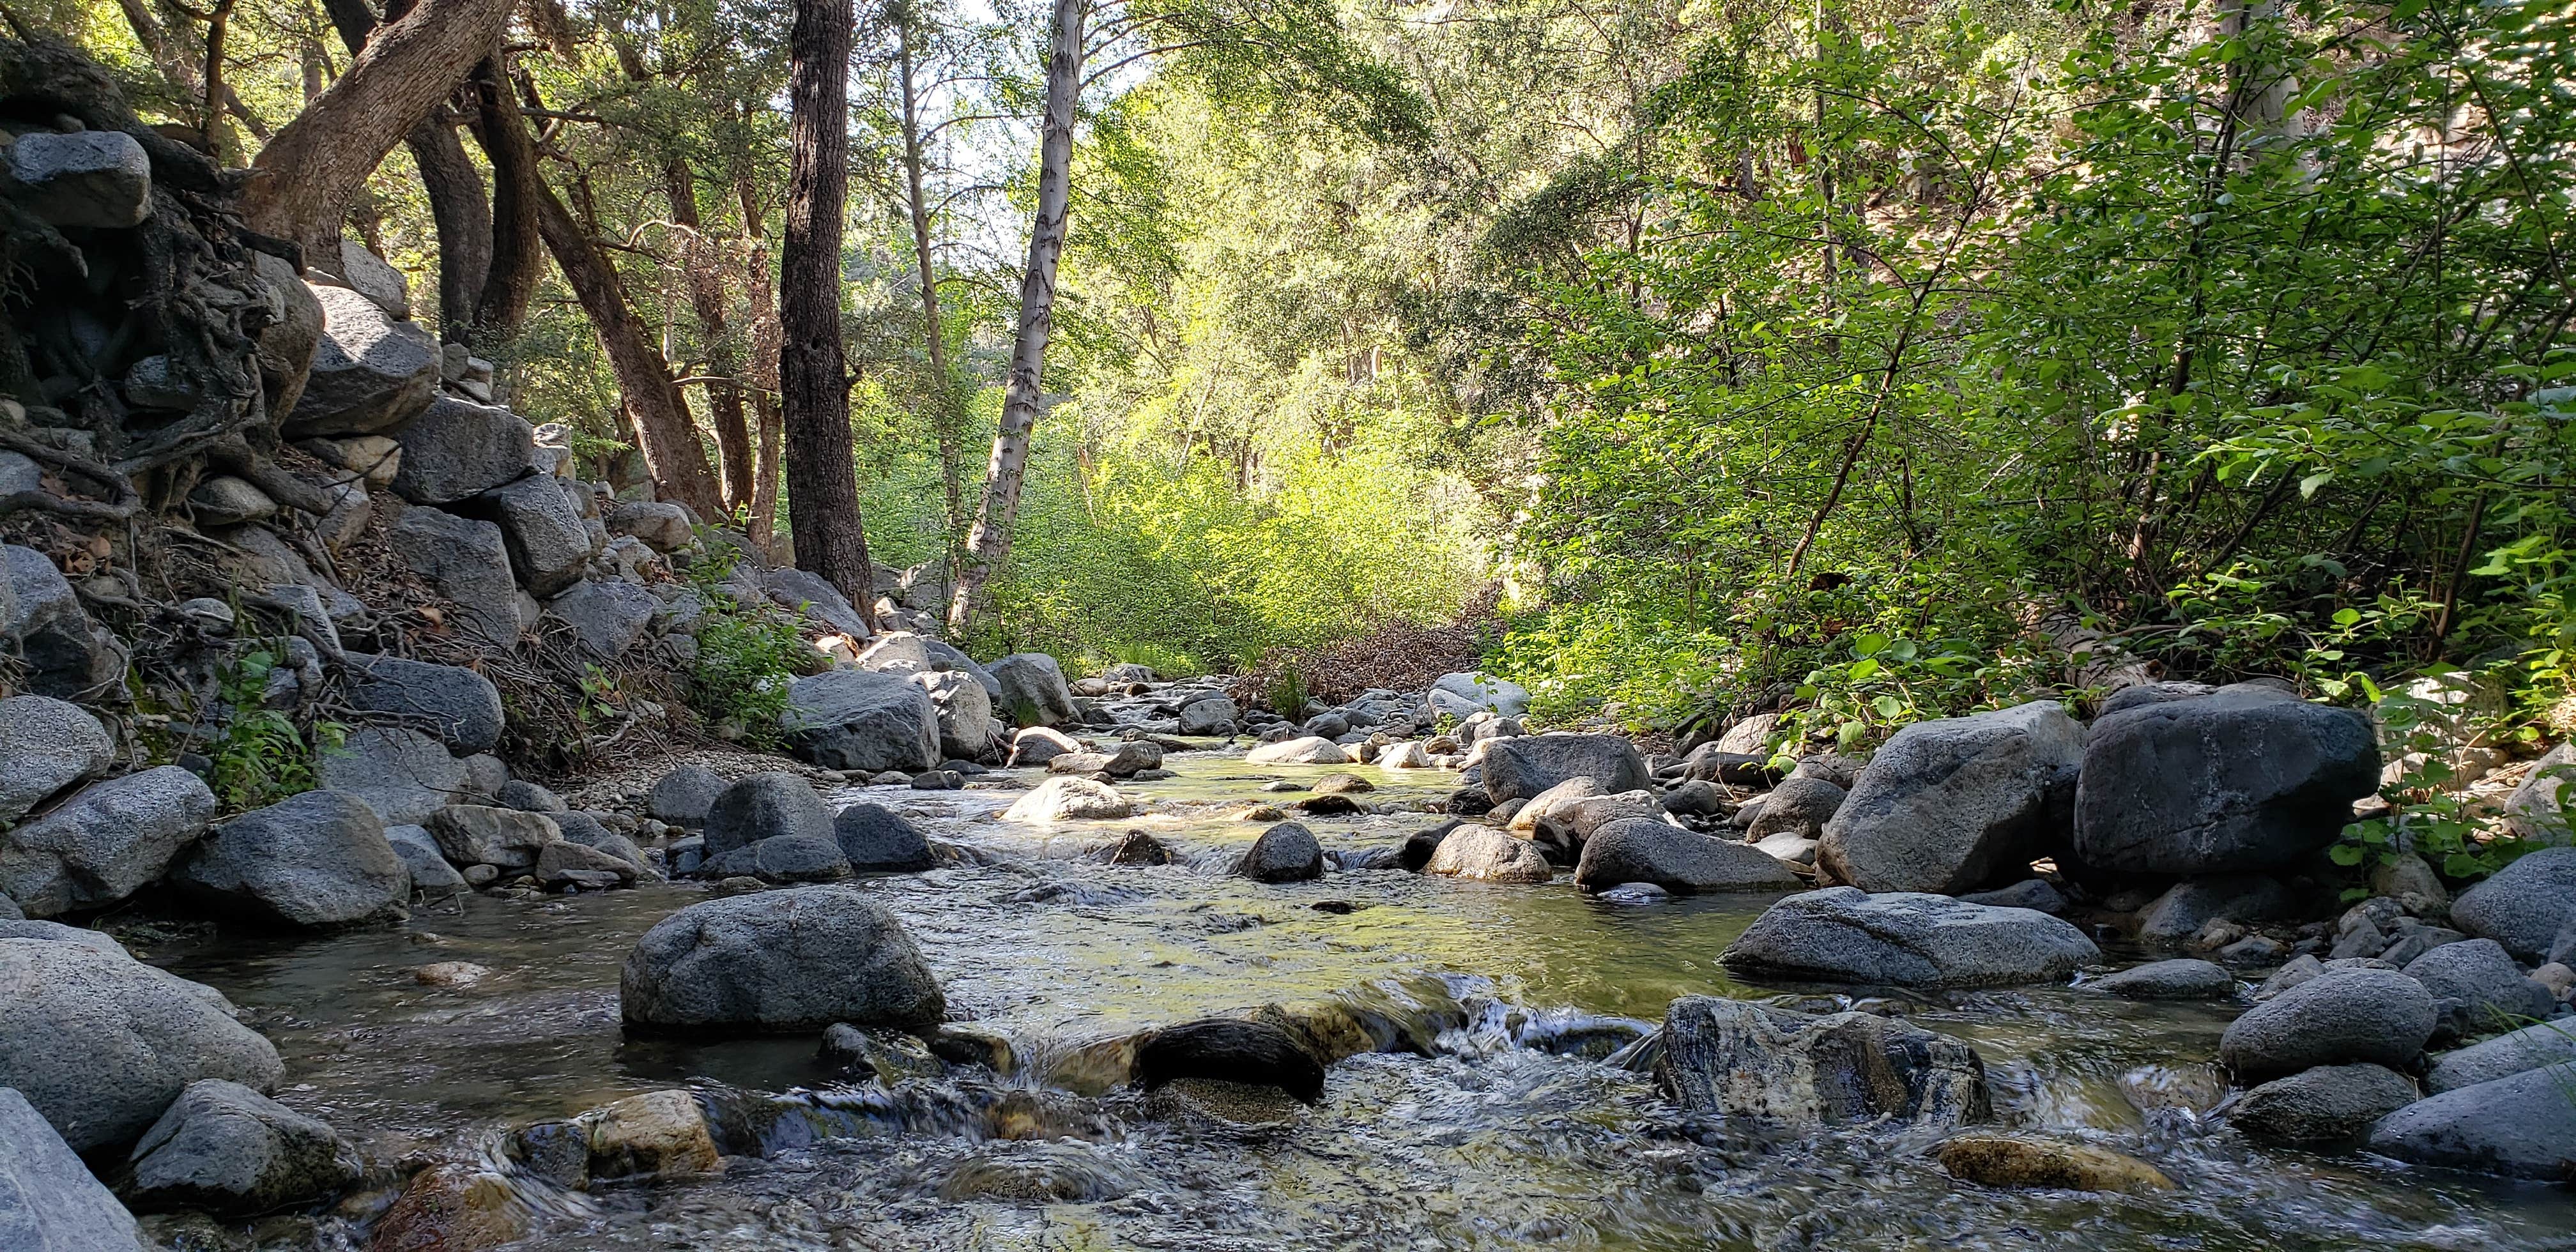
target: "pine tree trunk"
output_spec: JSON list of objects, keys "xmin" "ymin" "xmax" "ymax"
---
[
  {"xmin": 779, "ymin": 0, "xmax": 877, "ymax": 616},
  {"xmin": 947, "ymin": 0, "xmax": 1083, "ymax": 638}
]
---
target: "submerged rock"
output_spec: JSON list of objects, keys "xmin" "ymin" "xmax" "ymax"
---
[
  {"xmin": 1720, "ymin": 888, "xmax": 2100, "ymax": 988},
  {"xmin": 1653, "ymin": 995, "xmax": 1989, "ymax": 1127},
  {"xmin": 0, "ymin": 1086, "xmax": 146, "ymax": 1251},
  {"xmin": 1933, "ymin": 1135, "xmax": 2174, "ymax": 1193},
  {"xmin": 1133, "ymin": 1018, "xmax": 1326, "ymax": 1103},
  {"xmin": 122, "ymin": 1080, "xmax": 355, "ymax": 1214},
  {"xmin": 575, "ymin": 1090, "xmax": 721, "ymax": 1180},
  {"xmin": 620, "ymin": 885, "xmax": 944, "ymax": 1032},
  {"xmin": 2090, "ymin": 959, "xmax": 2236, "ymax": 1001},
  {"xmin": 1236, "ymin": 822, "xmax": 1324, "ymax": 883}
]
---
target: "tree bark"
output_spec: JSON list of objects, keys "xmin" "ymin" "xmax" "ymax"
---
[
  {"xmin": 319, "ymin": 0, "xmax": 492, "ymax": 336},
  {"xmin": 664, "ymin": 158, "xmax": 756, "ymax": 515},
  {"xmin": 897, "ymin": 13, "xmax": 967, "ymax": 563},
  {"xmin": 946, "ymin": 0, "xmax": 1084, "ymax": 638},
  {"xmin": 531, "ymin": 176, "xmax": 727, "ymax": 519},
  {"xmin": 464, "ymin": 56, "xmax": 541, "ymax": 346},
  {"xmin": 738, "ymin": 165, "xmax": 785, "ymax": 556},
  {"xmin": 248, "ymin": 0, "xmax": 516, "ymax": 259},
  {"xmin": 779, "ymin": 0, "xmax": 877, "ymax": 615}
]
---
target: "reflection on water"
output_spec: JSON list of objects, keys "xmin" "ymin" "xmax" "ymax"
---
[{"xmin": 150, "ymin": 749, "xmax": 2576, "ymax": 1249}]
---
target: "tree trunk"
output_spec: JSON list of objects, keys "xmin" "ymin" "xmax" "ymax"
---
[
  {"xmin": 531, "ymin": 176, "xmax": 726, "ymax": 519},
  {"xmin": 779, "ymin": 0, "xmax": 877, "ymax": 615},
  {"xmin": 664, "ymin": 159, "xmax": 755, "ymax": 515},
  {"xmin": 738, "ymin": 164, "xmax": 785, "ymax": 557},
  {"xmin": 897, "ymin": 14, "xmax": 967, "ymax": 564},
  {"xmin": 946, "ymin": 0, "xmax": 1084, "ymax": 638},
  {"xmin": 320, "ymin": 0, "xmax": 491, "ymax": 337},
  {"xmin": 465, "ymin": 56, "xmax": 541, "ymax": 346},
  {"xmin": 249, "ymin": 0, "xmax": 517, "ymax": 259}
]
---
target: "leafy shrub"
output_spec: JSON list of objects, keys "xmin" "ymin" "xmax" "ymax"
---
[
  {"xmin": 206, "ymin": 645, "xmax": 343, "ymax": 813},
  {"xmin": 682, "ymin": 540, "xmax": 809, "ymax": 747}
]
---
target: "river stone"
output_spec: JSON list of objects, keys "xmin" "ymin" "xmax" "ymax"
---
[
  {"xmin": 914, "ymin": 670, "xmax": 1000, "ymax": 762},
  {"xmin": 384, "ymin": 825, "xmax": 464, "ymax": 895},
  {"xmin": 548, "ymin": 578, "xmax": 658, "ymax": 658},
  {"xmin": 2136, "ymin": 874, "xmax": 2295, "ymax": 944},
  {"xmin": 762, "ymin": 568, "xmax": 871, "ymax": 639},
  {"xmin": 2502, "ymin": 741, "xmax": 2575, "ymax": 844},
  {"xmin": 1721, "ymin": 887, "xmax": 2102, "ymax": 988},
  {"xmin": 832, "ymin": 804, "xmax": 935, "ymax": 873},
  {"xmin": 388, "ymin": 398, "xmax": 532, "ymax": 505},
  {"xmin": 0, "ymin": 1085, "xmax": 145, "ymax": 1251},
  {"xmin": 2090, "ymin": 959, "xmax": 2235, "ymax": 1000},
  {"xmin": 1177, "ymin": 696, "xmax": 1239, "ymax": 736},
  {"xmin": 1817, "ymin": 701, "xmax": 2084, "ymax": 894},
  {"xmin": 341, "ymin": 655, "xmax": 504, "ymax": 754},
  {"xmin": 1422, "ymin": 827, "xmax": 1552, "ymax": 883},
  {"xmin": 1429, "ymin": 671, "xmax": 1531, "ymax": 719},
  {"xmin": 2368, "ymin": 1064, "xmax": 2576, "ymax": 1179},
  {"xmin": 648, "ymin": 765, "xmax": 727, "ymax": 827},
  {"xmin": 1933, "ymin": 1136, "xmax": 2174, "ymax": 1193},
  {"xmin": 2230, "ymin": 1063, "xmax": 2419, "ymax": 1145},
  {"xmin": 0, "ymin": 696, "xmax": 111, "ymax": 826},
  {"xmin": 1575, "ymin": 818, "xmax": 1802, "ymax": 893},
  {"xmin": 535, "ymin": 839, "xmax": 642, "ymax": 888},
  {"xmin": 1480, "ymin": 733, "xmax": 1650, "ymax": 805},
  {"xmin": 424, "ymin": 805, "xmax": 559, "ymax": 871},
  {"xmin": 494, "ymin": 780, "xmax": 565, "ymax": 813},
  {"xmin": 1133, "ymin": 1019, "xmax": 1325, "ymax": 1103},
  {"xmin": 1003, "ymin": 777, "xmax": 1133, "ymax": 822},
  {"xmin": 1006, "ymin": 726, "xmax": 1081, "ymax": 768},
  {"xmin": 2074, "ymin": 684, "xmax": 2379, "ymax": 874},
  {"xmin": 390, "ymin": 508, "xmax": 520, "ymax": 648},
  {"xmin": 781, "ymin": 669, "xmax": 941, "ymax": 774},
  {"xmin": 2450, "ymin": 846, "xmax": 2576, "ymax": 961},
  {"xmin": 122, "ymin": 1080, "xmax": 354, "ymax": 1215},
  {"xmin": 1654, "ymin": 995, "xmax": 1990, "ymax": 1127},
  {"xmin": 1246, "ymin": 735, "xmax": 1351, "ymax": 766},
  {"xmin": 701, "ymin": 774, "xmax": 832, "ymax": 859},
  {"xmin": 0, "ymin": 767, "xmax": 215, "ymax": 919},
  {"xmin": 576, "ymin": 1089, "xmax": 721, "ymax": 1180},
  {"xmin": 468, "ymin": 475, "xmax": 592, "ymax": 595},
  {"xmin": 1747, "ymin": 775, "xmax": 1848, "ymax": 842},
  {"xmin": 318, "ymin": 726, "xmax": 464, "ymax": 826},
  {"xmin": 620, "ymin": 885, "xmax": 944, "ymax": 1032},
  {"xmin": 0, "ymin": 938, "xmax": 283, "ymax": 1152},
  {"xmin": 1959, "ymin": 879, "xmax": 2066, "ymax": 913},
  {"xmin": 706, "ymin": 834, "xmax": 848, "ymax": 884},
  {"xmin": 282, "ymin": 286, "xmax": 438, "ymax": 436},
  {"xmin": 2402, "ymin": 938, "xmax": 2559, "ymax": 1042},
  {"xmin": 2218, "ymin": 968, "xmax": 2437, "ymax": 1080},
  {"xmin": 1237, "ymin": 822, "xmax": 1324, "ymax": 883},
  {"xmin": 169, "ymin": 790, "xmax": 407, "ymax": 929},
  {"xmin": 2426, "ymin": 1019, "xmax": 2576, "ymax": 1093}
]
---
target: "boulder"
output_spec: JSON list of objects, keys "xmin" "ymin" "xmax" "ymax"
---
[
  {"xmin": 913, "ymin": 670, "xmax": 1000, "ymax": 762},
  {"xmin": 1421, "ymin": 827, "xmax": 1553, "ymax": 883},
  {"xmin": 469, "ymin": 475, "xmax": 593, "ymax": 595},
  {"xmin": 2229, "ymin": 1063, "xmax": 2418, "ymax": 1145},
  {"xmin": 123, "ymin": 1080, "xmax": 354, "ymax": 1214},
  {"xmin": 762, "ymin": 568, "xmax": 872, "ymax": 639},
  {"xmin": 1655, "ymin": 995, "xmax": 1989, "ymax": 1126},
  {"xmin": 2503, "ymin": 741, "xmax": 2575, "ymax": 844},
  {"xmin": 2366, "ymin": 1064, "xmax": 2576, "ymax": 1179},
  {"xmin": 423, "ymin": 805, "xmax": 559, "ymax": 871},
  {"xmin": 606, "ymin": 501, "xmax": 694, "ymax": 553},
  {"xmin": 390, "ymin": 508, "xmax": 520, "ymax": 648},
  {"xmin": 1245, "ymin": 735, "xmax": 1350, "ymax": 765},
  {"xmin": 1003, "ymin": 777, "xmax": 1132, "ymax": 822},
  {"xmin": 1177, "ymin": 696, "xmax": 1239, "ymax": 736},
  {"xmin": 2217, "ymin": 968, "xmax": 2437, "ymax": 1080},
  {"xmin": 1429, "ymin": 672, "xmax": 1531, "ymax": 718},
  {"xmin": 1719, "ymin": 887, "xmax": 2101, "ymax": 988},
  {"xmin": 1575, "ymin": 819, "xmax": 1802, "ymax": 893},
  {"xmin": 700, "ymin": 773, "xmax": 832, "ymax": 860},
  {"xmin": 0, "ymin": 939, "xmax": 282, "ymax": 1152},
  {"xmin": 0, "ymin": 696, "xmax": 111, "ymax": 826},
  {"xmin": 706, "ymin": 834, "xmax": 848, "ymax": 884},
  {"xmin": 2096, "ymin": 680, "xmax": 2218, "ymax": 717},
  {"xmin": 1958, "ymin": 879, "xmax": 2066, "ymax": 913},
  {"xmin": 341, "ymin": 655, "xmax": 504, "ymax": 754},
  {"xmin": 1133, "ymin": 1019, "xmax": 1326, "ymax": 1103},
  {"xmin": 575, "ymin": 1089, "xmax": 721, "ymax": 1180},
  {"xmin": 1006, "ymin": 726, "xmax": 1082, "ymax": 768},
  {"xmin": 388, "ymin": 398, "xmax": 533, "ymax": 505},
  {"xmin": 2450, "ymin": 846, "xmax": 2576, "ymax": 961},
  {"xmin": 989, "ymin": 653, "xmax": 1077, "ymax": 727},
  {"xmin": 0, "ymin": 1085, "xmax": 146, "ymax": 1251},
  {"xmin": 316, "ymin": 726, "xmax": 465, "ymax": 825},
  {"xmin": 169, "ymin": 790, "xmax": 407, "ymax": 928},
  {"xmin": 185, "ymin": 476, "xmax": 274, "ymax": 525},
  {"xmin": 4, "ymin": 129, "xmax": 150, "ymax": 228},
  {"xmin": 2090, "ymin": 959, "xmax": 2235, "ymax": 1000},
  {"xmin": 1480, "ymin": 733, "xmax": 1650, "ymax": 805},
  {"xmin": 2426, "ymin": 1019, "xmax": 2576, "ymax": 1094},
  {"xmin": 2074, "ymin": 684, "xmax": 2379, "ymax": 874},
  {"xmin": 648, "ymin": 765, "xmax": 728, "ymax": 827},
  {"xmin": 620, "ymin": 885, "xmax": 944, "ymax": 1032},
  {"xmin": 1932, "ymin": 1136, "xmax": 2173, "ymax": 1193},
  {"xmin": 383, "ymin": 825, "xmax": 464, "ymax": 895},
  {"xmin": 1236, "ymin": 822, "xmax": 1324, "ymax": 883},
  {"xmin": 2402, "ymin": 938, "xmax": 2559, "ymax": 1042},
  {"xmin": 1816, "ymin": 701, "xmax": 2084, "ymax": 894},
  {"xmin": 495, "ymin": 780, "xmax": 565, "ymax": 813},
  {"xmin": 780, "ymin": 669, "xmax": 941, "ymax": 774},
  {"xmin": 535, "ymin": 839, "xmax": 644, "ymax": 888},
  {"xmin": 2136, "ymin": 874, "xmax": 2293, "ymax": 943},
  {"xmin": 1682, "ymin": 747, "xmax": 1778, "ymax": 787},
  {"xmin": 549, "ymin": 579, "xmax": 659, "ymax": 657},
  {"xmin": 1746, "ymin": 775, "xmax": 1848, "ymax": 842},
  {"xmin": 3, "ymin": 546, "xmax": 119, "ymax": 698},
  {"xmin": 0, "ymin": 767, "xmax": 214, "ymax": 919},
  {"xmin": 833, "ymin": 804, "xmax": 936, "ymax": 873},
  {"xmin": 281, "ymin": 286, "xmax": 438, "ymax": 437}
]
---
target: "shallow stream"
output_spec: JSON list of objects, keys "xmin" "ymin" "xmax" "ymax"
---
[{"xmin": 152, "ymin": 751, "xmax": 2576, "ymax": 1250}]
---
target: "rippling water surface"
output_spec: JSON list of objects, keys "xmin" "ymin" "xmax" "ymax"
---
[{"xmin": 151, "ymin": 750, "xmax": 2576, "ymax": 1250}]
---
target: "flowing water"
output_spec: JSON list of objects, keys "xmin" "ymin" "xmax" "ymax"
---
[{"xmin": 150, "ymin": 751, "xmax": 2576, "ymax": 1250}]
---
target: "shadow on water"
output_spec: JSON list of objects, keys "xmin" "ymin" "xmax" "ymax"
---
[{"xmin": 149, "ymin": 750, "xmax": 2576, "ymax": 1249}]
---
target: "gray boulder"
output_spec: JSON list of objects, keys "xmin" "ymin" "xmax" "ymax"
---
[
  {"xmin": 169, "ymin": 790, "xmax": 408, "ymax": 928},
  {"xmin": 1719, "ymin": 887, "xmax": 2101, "ymax": 988},
  {"xmin": 0, "ymin": 939, "xmax": 282, "ymax": 1152},
  {"xmin": 282, "ymin": 286, "xmax": 438, "ymax": 437},
  {"xmin": 389, "ymin": 398, "xmax": 533, "ymax": 505},
  {"xmin": 2136, "ymin": 874, "xmax": 2293, "ymax": 943},
  {"xmin": 1237, "ymin": 822, "xmax": 1324, "ymax": 883},
  {"xmin": 1745, "ymin": 775, "xmax": 1846, "ymax": 841},
  {"xmin": 2217, "ymin": 968, "xmax": 2437, "ymax": 1080},
  {"xmin": 780, "ymin": 669, "xmax": 940, "ymax": 774},
  {"xmin": 1575, "ymin": 818, "xmax": 1802, "ymax": 892},
  {"xmin": 2228, "ymin": 1063, "xmax": 2418, "ymax": 1145},
  {"xmin": 2426, "ymin": 1019, "xmax": 2576, "ymax": 1094},
  {"xmin": 2097, "ymin": 681, "xmax": 2218, "ymax": 717},
  {"xmin": 3, "ymin": 546, "xmax": 119, "ymax": 698},
  {"xmin": 1421, "ymin": 826, "xmax": 1553, "ymax": 883},
  {"xmin": 989, "ymin": 653, "xmax": 1077, "ymax": 727},
  {"xmin": 620, "ymin": 885, "xmax": 944, "ymax": 1032},
  {"xmin": 1655, "ymin": 995, "xmax": 1989, "ymax": 1127},
  {"xmin": 390, "ymin": 508, "xmax": 520, "ymax": 648},
  {"xmin": 2367, "ymin": 1064, "xmax": 2576, "ymax": 1179},
  {"xmin": 702, "ymin": 773, "xmax": 833, "ymax": 860},
  {"xmin": 607, "ymin": 501, "xmax": 693, "ymax": 553},
  {"xmin": 4, "ymin": 129, "xmax": 149, "ymax": 228},
  {"xmin": 763, "ymin": 568, "xmax": 871, "ymax": 639},
  {"xmin": 1480, "ymin": 733, "xmax": 1650, "ymax": 805},
  {"xmin": 2074, "ymin": 684, "xmax": 2378, "ymax": 874},
  {"xmin": 469, "ymin": 475, "xmax": 593, "ymax": 595},
  {"xmin": 1816, "ymin": 700, "xmax": 2083, "ymax": 894},
  {"xmin": 1430, "ymin": 671, "xmax": 1531, "ymax": 718},
  {"xmin": 2502, "ymin": 741, "xmax": 2573, "ymax": 844},
  {"xmin": 316, "ymin": 726, "xmax": 465, "ymax": 825},
  {"xmin": 913, "ymin": 670, "xmax": 1000, "ymax": 761},
  {"xmin": 705, "ymin": 834, "xmax": 849, "ymax": 884},
  {"xmin": 1006, "ymin": 726, "xmax": 1082, "ymax": 768},
  {"xmin": 2450, "ymin": 846, "xmax": 2576, "ymax": 961},
  {"xmin": 423, "ymin": 805, "xmax": 559, "ymax": 871},
  {"xmin": 342, "ymin": 655, "xmax": 504, "ymax": 754},
  {"xmin": 383, "ymin": 825, "xmax": 465, "ymax": 896},
  {"xmin": 2090, "ymin": 959, "xmax": 2236, "ymax": 1000},
  {"xmin": 920, "ymin": 637, "xmax": 1002, "ymax": 700},
  {"xmin": 648, "ymin": 765, "xmax": 727, "ymax": 827},
  {"xmin": 495, "ymin": 780, "xmax": 565, "ymax": 813},
  {"xmin": 123, "ymin": 1080, "xmax": 354, "ymax": 1214},
  {"xmin": 0, "ymin": 1085, "xmax": 146, "ymax": 1251},
  {"xmin": 1177, "ymin": 695, "xmax": 1239, "ymax": 736},
  {"xmin": 833, "ymin": 804, "xmax": 935, "ymax": 873},
  {"xmin": 0, "ymin": 696, "xmax": 112, "ymax": 826},
  {"xmin": 0, "ymin": 767, "xmax": 215, "ymax": 918},
  {"xmin": 1245, "ymin": 735, "xmax": 1349, "ymax": 765},
  {"xmin": 2402, "ymin": 938, "xmax": 2558, "ymax": 1042},
  {"xmin": 549, "ymin": 579, "xmax": 659, "ymax": 657},
  {"xmin": 1958, "ymin": 879, "xmax": 2066, "ymax": 913}
]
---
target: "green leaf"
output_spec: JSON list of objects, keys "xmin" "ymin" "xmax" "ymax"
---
[
  {"xmin": 1869, "ymin": 694, "xmax": 1905, "ymax": 720},
  {"xmin": 1853, "ymin": 633, "xmax": 1890, "ymax": 658},
  {"xmin": 2327, "ymin": 843, "xmax": 2365, "ymax": 866},
  {"xmin": 1847, "ymin": 657, "xmax": 1881, "ymax": 680}
]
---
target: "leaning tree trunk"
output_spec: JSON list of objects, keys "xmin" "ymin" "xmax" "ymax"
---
[
  {"xmin": 779, "ymin": 0, "xmax": 877, "ymax": 613},
  {"xmin": 465, "ymin": 56, "xmax": 542, "ymax": 347},
  {"xmin": 247, "ymin": 0, "xmax": 516, "ymax": 261},
  {"xmin": 664, "ymin": 158, "xmax": 756, "ymax": 514},
  {"xmin": 948, "ymin": 0, "xmax": 1083, "ymax": 639},
  {"xmin": 320, "ymin": 0, "xmax": 491, "ymax": 338}
]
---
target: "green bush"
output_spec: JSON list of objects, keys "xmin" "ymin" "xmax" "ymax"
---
[
  {"xmin": 207, "ymin": 645, "xmax": 344, "ymax": 813},
  {"xmin": 682, "ymin": 542, "xmax": 809, "ymax": 747}
]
